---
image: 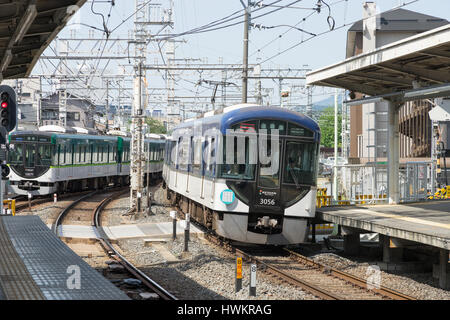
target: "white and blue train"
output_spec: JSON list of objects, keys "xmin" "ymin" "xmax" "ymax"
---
[
  {"xmin": 163, "ymin": 104, "xmax": 321, "ymax": 245},
  {"xmin": 8, "ymin": 130, "xmax": 165, "ymax": 196}
]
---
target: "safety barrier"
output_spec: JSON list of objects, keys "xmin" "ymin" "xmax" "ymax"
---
[
  {"xmin": 316, "ymin": 188, "xmax": 387, "ymax": 208},
  {"xmin": 428, "ymin": 186, "xmax": 450, "ymax": 200},
  {"xmin": 2, "ymin": 199, "xmax": 15, "ymax": 216}
]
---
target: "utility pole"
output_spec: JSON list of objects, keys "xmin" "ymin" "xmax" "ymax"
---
[
  {"xmin": 241, "ymin": 0, "xmax": 251, "ymax": 103},
  {"xmin": 130, "ymin": 0, "xmax": 148, "ymax": 215}
]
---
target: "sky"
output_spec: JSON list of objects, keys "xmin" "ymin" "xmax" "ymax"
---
[{"xmin": 32, "ymin": 0, "xmax": 450, "ymax": 110}]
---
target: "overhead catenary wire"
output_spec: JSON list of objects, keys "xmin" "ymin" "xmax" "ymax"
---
[{"xmin": 257, "ymin": 0, "xmax": 419, "ymax": 65}]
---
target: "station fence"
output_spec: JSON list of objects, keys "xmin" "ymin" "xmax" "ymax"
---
[{"xmin": 316, "ymin": 161, "xmax": 444, "ymax": 206}]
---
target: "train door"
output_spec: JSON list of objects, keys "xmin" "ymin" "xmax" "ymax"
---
[
  {"xmin": 23, "ymin": 144, "xmax": 35, "ymax": 178},
  {"xmin": 249, "ymin": 136, "xmax": 284, "ymax": 217},
  {"xmin": 199, "ymin": 137, "xmax": 206, "ymax": 199},
  {"xmin": 186, "ymin": 136, "xmax": 192, "ymax": 193},
  {"xmin": 55, "ymin": 145, "xmax": 60, "ymax": 179}
]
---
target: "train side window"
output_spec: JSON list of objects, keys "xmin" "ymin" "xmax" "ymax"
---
[
  {"xmin": 54, "ymin": 145, "xmax": 60, "ymax": 166},
  {"xmin": 192, "ymin": 137, "xmax": 202, "ymax": 174},
  {"xmin": 204, "ymin": 136, "xmax": 216, "ymax": 178},
  {"xmin": 177, "ymin": 137, "xmax": 187, "ymax": 171},
  {"xmin": 78, "ymin": 145, "xmax": 82, "ymax": 164},
  {"xmin": 93, "ymin": 145, "xmax": 97, "ymax": 163}
]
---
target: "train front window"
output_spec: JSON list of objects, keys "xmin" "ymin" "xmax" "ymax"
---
[
  {"xmin": 258, "ymin": 138, "xmax": 280, "ymax": 188},
  {"xmin": 220, "ymin": 136, "xmax": 256, "ymax": 180},
  {"xmin": 25, "ymin": 145, "xmax": 35, "ymax": 167},
  {"xmin": 9, "ymin": 144, "xmax": 24, "ymax": 164},
  {"xmin": 283, "ymin": 142, "xmax": 317, "ymax": 186}
]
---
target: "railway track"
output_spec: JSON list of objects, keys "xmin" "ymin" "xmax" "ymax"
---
[
  {"xmin": 283, "ymin": 248, "xmax": 415, "ymax": 300},
  {"xmin": 92, "ymin": 189, "xmax": 178, "ymax": 301},
  {"xmin": 206, "ymin": 234, "xmax": 416, "ymax": 300},
  {"xmin": 51, "ymin": 187, "xmax": 177, "ymax": 300},
  {"xmin": 212, "ymin": 234, "xmax": 417, "ymax": 300},
  {"xmin": 174, "ymin": 206, "xmax": 416, "ymax": 300},
  {"xmin": 15, "ymin": 190, "xmax": 94, "ymax": 213}
]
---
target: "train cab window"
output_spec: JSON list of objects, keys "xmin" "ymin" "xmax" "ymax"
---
[
  {"xmin": 219, "ymin": 135, "xmax": 256, "ymax": 180},
  {"xmin": 259, "ymin": 120, "xmax": 286, "ymax": 136},
  {"xmin": 9, "ymin": 144, "xmax": 24, "ymax": 164},
  {"xmin": 283, "ymin": 142, "xmax": 317, "ymax": 186},
  {"xmin": 24, "ymin": 145, "xmax": 35, "ymax": 167},
  {"xmin": 258, "ymin": 138, "xmax": 280, "ymax": 188},
  {"xmin": 287, "ymin": 123, "xmax": 313, "ymax": 137}
]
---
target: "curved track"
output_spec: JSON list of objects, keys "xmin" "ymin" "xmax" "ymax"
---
[{"xmin": 92, "ymin": 190, "xmax": 178, "ymax": 301}]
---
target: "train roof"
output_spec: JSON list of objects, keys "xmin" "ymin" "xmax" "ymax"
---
[
  {"xmin": 9, "ymin": 131, "xmax": 165, "ymax": 143},
  {"xmin": 173, "ymin": 105, "xmax": 320, "ymax": 137}
]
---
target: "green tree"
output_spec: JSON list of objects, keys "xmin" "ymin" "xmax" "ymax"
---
[
  {"xmin": 317, "ymin": 106, "xmax": 342, "ymax": 148},
  {"xmin": 145, "ymin": 117, "xmax": 167, "ymax": 134}
]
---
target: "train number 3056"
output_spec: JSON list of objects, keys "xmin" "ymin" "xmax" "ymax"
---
[{"xmin": 259, "ymin": 198, "xmax": 276, "ymax": 205}]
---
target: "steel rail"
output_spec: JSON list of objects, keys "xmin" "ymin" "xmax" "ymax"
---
[
  {"xmin": 93, "ymin": 190, "xmax": 178, "ymax": 301},
  {"xmin": 15, "ymin": 190, "xmax": 94, "ymax": 212},
  {"xmin": 201, "ymin": 232, "xmax": 341, "ymax": 300},
  {"xmin": 52, "ymin": 191, "xmax": 99, "ymax": 235},
  {"xmin": 284, "ymin": 248, "xmax": 417, "ymax": 300}
]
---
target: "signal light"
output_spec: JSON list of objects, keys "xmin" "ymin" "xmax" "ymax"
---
[{"xmin": 0, "ymin": 85, "xmax": 16, "ymax": 134}]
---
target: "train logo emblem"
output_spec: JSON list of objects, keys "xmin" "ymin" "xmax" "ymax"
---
[{"xmin": 220, "ymin": 189, "xmax": 235, "ymax": 205}]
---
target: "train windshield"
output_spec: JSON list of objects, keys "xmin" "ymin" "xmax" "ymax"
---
[
  {"xmin": 283, "ymin": 141, "xmax": 317, "ymax": 186},
  {"xmin": 258, "ymin": 138, "xmax": 280, "ymax": 188},
  {"xmin": 9, "ymin": 144, "xmax": 24, "ymax": 164},
  {"xmin": 9, "ymin": 143, "xmax": 52, "ymax": 167},
  {"xmin": 219, "ymin": 136, "xmax": 256, "ymax": 180}
]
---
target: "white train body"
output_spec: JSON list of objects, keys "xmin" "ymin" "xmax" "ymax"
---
[
  {"xmin": 163, "ymin": 105, "xmax": 321, "ymax": 245},
  {"xmin": 8, "ymin": 131, "xmax": 164, "ymax": 196}
]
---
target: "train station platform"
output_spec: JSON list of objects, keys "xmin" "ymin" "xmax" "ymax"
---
[
  {"xmin": 53, "ymin": 221, "xmax": 204, "ymax": 241},
  {"xmin": 0, "ymin": 215, "xmax": 129, "ymax": 300},
  {"xmin": 316, "ymin": 200, "xmax": 450, "ymax": 289}
]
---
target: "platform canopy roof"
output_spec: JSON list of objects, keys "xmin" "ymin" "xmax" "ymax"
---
[
  {"xmin": 306, "ymin": 23, "xmax": 450, "ymax": 99},
  {"xmin": 0, "ymin": 0, "xmax": 87, "ymax": 80}
]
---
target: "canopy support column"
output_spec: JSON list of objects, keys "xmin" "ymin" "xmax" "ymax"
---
[{"xmin": 387, "ymin": 100, "xmax": 400, "ymax": 204}]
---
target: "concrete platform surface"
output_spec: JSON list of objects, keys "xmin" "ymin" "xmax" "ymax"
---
[
  {"xmin": 47, "ymin": 221, "xmax": 203, "ymax": 241},
  {"xmin": 0, "ymin": 216, "xmax": 129, "ymax": 300},
  {"xmin": 317, "ymin": 200, "xmax": 450, "ymax": 250}
]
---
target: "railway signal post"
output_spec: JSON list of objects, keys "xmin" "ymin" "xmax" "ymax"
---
[
  {"xmin": 184, "ymin": 213, "xmax": 190, "ymax": 252},
  {"xmin": 236, "ymin": 257, "xmax": 243, "ymax": 292},
  {"xmin": 170, "ymin": 210, "xmax": 177, "ymax": 240},
  {"xmin": 249, "ymin": 264, "xmax": 257, "ymax": 297},
  {"xmin": 0, "ymin": 85, "xmax": 17, "ymax": 216}
]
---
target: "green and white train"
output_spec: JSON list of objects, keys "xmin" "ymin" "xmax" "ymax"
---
[{"xmin": 8, "ymin": 131, "xmax": 165, "ymax": 196}]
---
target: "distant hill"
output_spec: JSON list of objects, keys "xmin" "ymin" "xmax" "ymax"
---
[{"xmin": 312, "ymin": 94, "xmax": 344, "ymax": 111}]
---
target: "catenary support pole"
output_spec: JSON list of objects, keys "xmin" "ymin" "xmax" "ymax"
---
[{"xmin": 241, "ymin": 0, "xmax": 250, "ymax": 103}]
